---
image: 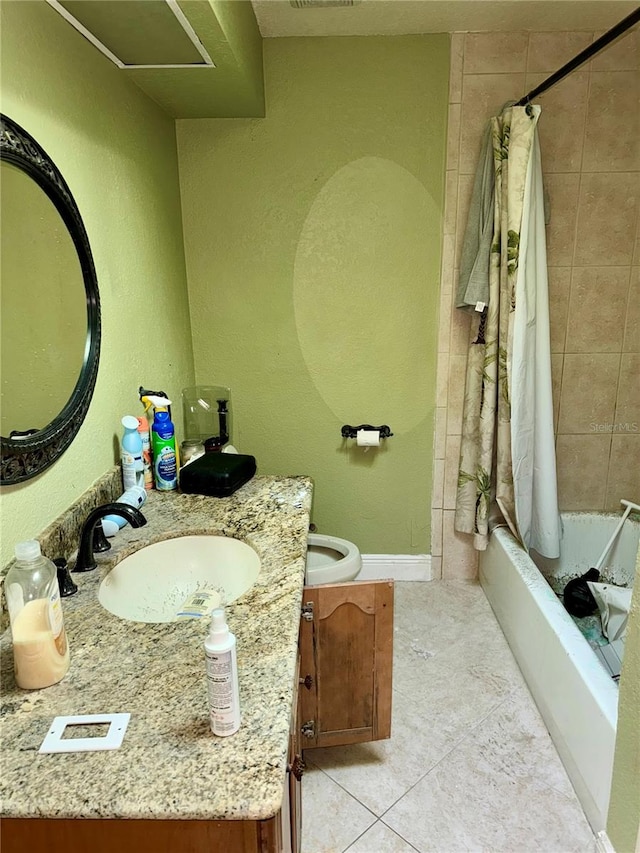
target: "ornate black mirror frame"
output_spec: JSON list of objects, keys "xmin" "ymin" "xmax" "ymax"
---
[{"xmin": 1, "ymin": 115, "xmax": 101, "ymax": 485}]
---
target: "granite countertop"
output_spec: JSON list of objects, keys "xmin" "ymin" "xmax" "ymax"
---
[{"xmin": 0, "ymin": 476, "xmax": 312, "ymax": 822}]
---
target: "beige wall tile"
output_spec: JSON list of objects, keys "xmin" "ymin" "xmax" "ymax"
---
[
  {"xmin": 565, "ymin": 267, "xmax": 631, "ymax": 353},
  {"xmin": 446, "ymin": 354, "xmax": 468, "ymax": 436},
  {"xmin": 437, "ymin": 350, "xmax": 450, "ymax": 407},
  {"xmin": 442, "ymin": 510, "xmax": 479, "ymax": 579},
  {"xmin": 614, "ymin": 353, "xmax": 640, "ymax": 426},
  {"xmin": 449, "ymin": 33, "xmax": 464, "ymax": 104},
  {"xmin": 433, "ymin": 458, "xmax": 445, "ymax": 509},
  {"xmin": 556, "ymin": 433, "xmax": 611, "ymax": 510},
  {"xmin": 545, "ymin": 173, "xmax": 580, "ymax": 266},
  {"xmin": 551, "ymin": 354, "xmax": 564, "ymax": 432},
  {"xmin": 529, "ymin": 72, "xmax": 589, "ymax": 173},
  {"xmin": 443, "ymin": 170, "xmax": 458, "ymax": 235},
  {"xmin": 583, "ymin": 72, "xmax": 640, "ymax": 173},
  {"xmin": 434, "ymin": 406, "xmax": 447, "ymax": 459},
  {"xmin": 574, "ymin": 172, "xmax": 640, "ymax": 266},
  {"xmin": 592, "ymin": 28, "xmax": 639, "ymax": 72},
  {"xmin": 459, "ymin": 73, "xmax": 527, "ymax": 174},
  {"xmin": 464, "ymin": 32, "xmax": 529, "ymax": 74},
  {"xmin": 623, "ymin": 266, "xmax": 639, "ymax": 352},
  {"xmin": 548, "ymin": 267, "xmax": 572, "ymax": 352},
  {"xmin": 605, "ymin": 435, "xmax": 640, "ymax": 511},
  {"xmin": 450, "ymin": 303, "xmax": 472, "ymax": 355},
  {"xmin": 527, "ymin": 32, "xmax": 594, "ymax": 73},
  {"xmin": 557, "ymin": 353, "xmax": 620, "ymax": 434},
  {"xmin": 447, "ymin": 102, "xmax": 461, "ymax": 172},
  {"xmin": 454, "ymin": 172, "xmax": 475, "ymax": 269},
  {"xmin": 431, "ymin": 507, "xmax": 443, "ymax": 556},
  {"xmin": 430, "ymin": 555, "xmax": 442, "ymax": 580},
  {"xmin": 444, "ymin": 433, "xmax": 462, "ymax": 509},
  {"xmin": 441, "ymin": 234, "xmax": 455, "ymax": 296},
  {"xmin": 437, "ymin": 289, "xmax": 452, "ymax": 354}
]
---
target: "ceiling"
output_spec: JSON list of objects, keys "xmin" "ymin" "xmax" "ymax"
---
[
  {"xmin": 250, "ymin": 0, "xmax": 640, "ymax": 37},
  {"xmin": 45, "ymin": 0, "xmax": 638, "ymax": 118}
]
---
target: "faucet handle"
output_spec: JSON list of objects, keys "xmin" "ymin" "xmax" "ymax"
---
[
  {"xmin": 92, "ymin": 520, "xmax": 112, "ymax": 553},
  {"xmin": 53, "ymin": 557, "xmax": 78, "ymax": 597}
]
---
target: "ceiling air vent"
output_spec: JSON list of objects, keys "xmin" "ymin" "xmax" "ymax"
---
[
  {"xmin": 290, "ymin": 0, "xmax": 361, "ymax": 7},
  {"xmin": 45, "ymin": 0, "xmax": 214, "ymax": 69}
]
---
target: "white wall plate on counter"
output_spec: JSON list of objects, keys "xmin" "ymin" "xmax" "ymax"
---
[{"xmin": 39, "ymin": 713, "xmax": 131, "ymax": 753}]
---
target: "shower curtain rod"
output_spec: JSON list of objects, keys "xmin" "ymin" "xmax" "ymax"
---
[{"xmin": 516, "ymin": 6, "xmax": 640, "ymax": 106}]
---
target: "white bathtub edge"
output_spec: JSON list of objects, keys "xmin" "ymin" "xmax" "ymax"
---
[
  {"xmin": 479, "ymin": 526, "xmax": 619, "ymax": 833},
  {"xmin": 595, "ymin": 830, "xmax": 617, "ymax": 853}
]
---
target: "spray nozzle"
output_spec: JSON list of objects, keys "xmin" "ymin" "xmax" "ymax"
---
[
  {"xmin": 139, "ymin": 387, "xmax": 172, "ymax": 417},
  {"xmin": 209, "ymin": 607, "xmax": 230, "ymax": 644},
  {"xmin": 145, "ymin": 395, "xmax": 172, "ymax": 410}
]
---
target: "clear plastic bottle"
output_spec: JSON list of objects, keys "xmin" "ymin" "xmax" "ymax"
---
[{"xmin": 5, "ymin": 540, "xmax": 70, "ymax": 689}]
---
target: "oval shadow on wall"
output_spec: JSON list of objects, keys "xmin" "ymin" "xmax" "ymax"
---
[{"xmin": 293, "ymin": 157, "xmax": 439, "ymax": 435}]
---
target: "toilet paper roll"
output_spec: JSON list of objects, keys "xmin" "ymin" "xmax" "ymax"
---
[{"xmin": 356, "ymin": 429, "xmax": 380, "ymax": 447}]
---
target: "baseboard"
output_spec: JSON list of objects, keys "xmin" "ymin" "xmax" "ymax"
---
[
  {"xmin": 595, "ymin": 830, "xmax": 616, "ymax": 853},
  {"xmin": 360, "ymin": 554, "xmax": 432, "ymax": 582}
]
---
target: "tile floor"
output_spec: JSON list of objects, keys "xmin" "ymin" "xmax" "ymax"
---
[{"xmin": 301, "ymin": 581, "xmax": 597, "ymax": 853}]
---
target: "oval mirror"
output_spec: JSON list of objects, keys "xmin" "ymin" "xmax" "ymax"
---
[{"xmin": 0, "ymin": 115, "xmax": 101, "ymax": 484}]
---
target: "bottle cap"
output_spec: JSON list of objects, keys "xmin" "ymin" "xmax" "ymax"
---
[
  {"xmin": 136, "ymin": 416, "xmax": 149, "ymax": 432},
  {"xmin": 122, "ymin": 415, "xmax": 139, "ymax": 431},
  {"xmin": 155, "ymin": 410, "xmax": 170, "ymax": 424},
  {"xmin": 15, "ymin": 540, "xmax": 41, "ymax": 561}
]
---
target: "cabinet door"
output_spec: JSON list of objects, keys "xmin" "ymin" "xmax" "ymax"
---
[{"xmin": 299, "ymin": 580, "xmax": 393, "ymax": 749}]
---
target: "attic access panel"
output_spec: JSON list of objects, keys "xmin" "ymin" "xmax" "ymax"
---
[{"xmin": 47, "ymin": 0, "xmax": 215, "ymax": 68}]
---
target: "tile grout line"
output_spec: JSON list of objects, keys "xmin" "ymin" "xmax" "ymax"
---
[
  {"xmin": 341, "ymin": 818, "xmax": 423, "ymax": 853},
  {"xmin": 304, "ymin": 653, "xmax": 520, "ymax": 845},
  {"xmin": 371, "ymin": 687, "xmax": 519, "ymax": 830}
]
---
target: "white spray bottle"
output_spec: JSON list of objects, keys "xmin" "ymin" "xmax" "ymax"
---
[{"xmin": 204, "ymin": 608, "xmax": 241, "ymax": 736}]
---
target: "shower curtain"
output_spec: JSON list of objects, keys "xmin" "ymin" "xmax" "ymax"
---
[{"xmin": 455, "ymin": 105, "xmax": 560, "ymax": 558}]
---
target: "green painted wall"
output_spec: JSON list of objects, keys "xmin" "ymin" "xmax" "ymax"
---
[
  {"xmin": 177, "ymin": 36, "xmax": 449, "ymax": 554},
  {"xmin": 126, "ymin": 0, "xmax": 265, "ymax": 118},
  {"xmin": 607, "ymin": 545, "xmax": 640, "ymax": 852},
  {"xmin": 0, "ymin": 0, "xmax": 194, "ymax": 565}
]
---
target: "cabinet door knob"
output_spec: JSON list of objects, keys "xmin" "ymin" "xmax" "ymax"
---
[
  {"xmin": 289, "ymin": 755, "xmax": 306, "ymax": 781},
  {"xmin": 299, "ymin": 675, "xmax": 313, "ymax": 690}
]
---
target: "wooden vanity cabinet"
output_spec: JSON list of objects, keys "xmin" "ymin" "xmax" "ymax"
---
[
  {"xmin": 2, "ymin": 580, "xmax": 393, "ymax": 853},
  {"xmin": 2, "ymin": 817, "xmax": 282, "ymax": 853}
]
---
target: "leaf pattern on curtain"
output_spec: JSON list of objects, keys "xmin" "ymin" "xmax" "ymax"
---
[{"xmin": 454, "ymin": 107, "xmax": 538, "ymax": 550}]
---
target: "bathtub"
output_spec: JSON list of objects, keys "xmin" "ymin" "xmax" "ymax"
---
[{"xmin": 479, "ymin": 512, "xmax": 639, "ymax": 833}]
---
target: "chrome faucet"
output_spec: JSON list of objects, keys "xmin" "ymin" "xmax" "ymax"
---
[{"xmin": 74, "ymin": 503, "xmax": 147, "ymax": 572}]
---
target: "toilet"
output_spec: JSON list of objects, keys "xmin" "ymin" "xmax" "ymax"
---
[{"xmin": 306, "ymin": 533, "xmax": 362, "ymax": 585}]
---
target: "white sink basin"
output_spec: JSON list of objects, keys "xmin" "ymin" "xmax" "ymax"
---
[{"xmin": 98, "ymin": 535, "xmax": 260, "ymax": 623}]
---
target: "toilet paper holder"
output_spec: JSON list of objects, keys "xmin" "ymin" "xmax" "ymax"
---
[{"xmin": 341, "ymin": 424, "xmax": 393, "ymax": 439}]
